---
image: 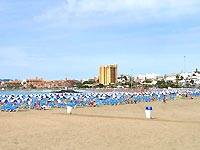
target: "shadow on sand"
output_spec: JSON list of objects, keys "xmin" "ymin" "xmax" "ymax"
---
[{"xmin": 67, "ymin": 113, "xmax": 200, "ymax": 124}]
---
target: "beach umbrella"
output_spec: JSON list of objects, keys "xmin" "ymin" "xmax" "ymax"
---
[
  {"xmin": 12, "ymin": 99, "xmax": 17, "ymax": 103},
  {"xmin": 4, "ymin": 99, "xmax": 8, "ymax": 103}
]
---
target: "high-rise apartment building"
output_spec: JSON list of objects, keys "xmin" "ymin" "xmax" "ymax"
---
[{"xmin": 99, "ymin": 64, "xmax": 118, "ymax": 85}]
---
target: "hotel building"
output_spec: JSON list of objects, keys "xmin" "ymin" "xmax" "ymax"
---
[{"xmin": 99, "ymin": 64, "xmax": 118, "ymax": 85}]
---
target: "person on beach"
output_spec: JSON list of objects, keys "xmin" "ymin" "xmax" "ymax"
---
[
  {"xmin": 89, "ymin": 100, "xmax": 96, "ymax": 107},
  {"xmin": 163, "ymin": 94, "xmax": 166, "ymax": 103}
]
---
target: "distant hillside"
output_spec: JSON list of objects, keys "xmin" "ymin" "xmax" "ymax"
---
[{"xmin": 0, "ymin": 79, "xmax": 12, "ymax": 82}]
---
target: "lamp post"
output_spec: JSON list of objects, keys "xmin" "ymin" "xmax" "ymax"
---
[
  {"xmin": 130, "ymin": 76, "xmax": 132, "ymax": 88},
  {"xmin": 130, "ymin": 69, "xmax": 133, "ymax": 88}
]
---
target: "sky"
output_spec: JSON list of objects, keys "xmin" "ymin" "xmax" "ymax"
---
[{"xmin": 0, "ymin": 0, "xmax": 200, "ymax": 80}]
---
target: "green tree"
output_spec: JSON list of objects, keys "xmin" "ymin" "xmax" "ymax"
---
[
  {"xmin": 180, "ymin": 76, "xmax": 184, "ymax": 80},
  {"xmin": 74, "ymin": 82, "xmax": 83, "ymax": 88},
  {"xmin": 190, "ymin": 79, "xmax": 194, "ymax": 84},
  {"xmin": 143, "ymin": 79, "xmax": 152, "ymax": 83},
  {"xmin": 95, "ymin": 84, "xmax": 105, "ymax": 88},
  {"xmin": 156, "ymin": 79, "xmax": 180, "ymax": 88}
]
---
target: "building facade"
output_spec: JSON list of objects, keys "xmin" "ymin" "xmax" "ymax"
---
[{"xmin": 99, "ymin": 64, "xmax": 118, "ymax": 85}]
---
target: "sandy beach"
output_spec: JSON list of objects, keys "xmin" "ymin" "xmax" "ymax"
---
[{"xmin": 0, "ymin": 97, "xmax": 200, "ymax": 150}]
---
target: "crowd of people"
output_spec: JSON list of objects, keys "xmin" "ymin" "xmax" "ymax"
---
[{"xmin": 0, "ymin": 88, "xmax": 199, "ymax": 112}]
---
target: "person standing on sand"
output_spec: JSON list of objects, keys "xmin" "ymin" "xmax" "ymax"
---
[{"xmin": 163, "ymin": 94, "xmax": 166, "ymax": 103}]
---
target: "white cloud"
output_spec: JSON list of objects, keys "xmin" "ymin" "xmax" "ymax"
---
[
  {"xmin": 34, "ymin": 0, "xmax": 200, "ymax": 27},
  {"xmin": 75, "ymin": 0, "xmax": 158, "ymax": 13},
  {"xmin": 40, "ymin": 0, "xmax": 197, "ymax": 15}
]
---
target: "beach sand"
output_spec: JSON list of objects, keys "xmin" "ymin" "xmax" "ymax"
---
[{"xmin": 0, "ymin": 97, "xmax": 200, "ymax": 150}]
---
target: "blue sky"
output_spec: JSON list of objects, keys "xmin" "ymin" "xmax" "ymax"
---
[{"xmin": 0, "ymin": 0, "xmax": 200, "ymax": 80}]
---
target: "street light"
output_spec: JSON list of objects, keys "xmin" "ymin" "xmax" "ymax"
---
[
  {"xmin": 130, "ymin": 69, "xmax": 133, "ymax": 88},
  {"xmin": 130, "ymin": 76, "xmax": 132, "ymax": 88}
]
